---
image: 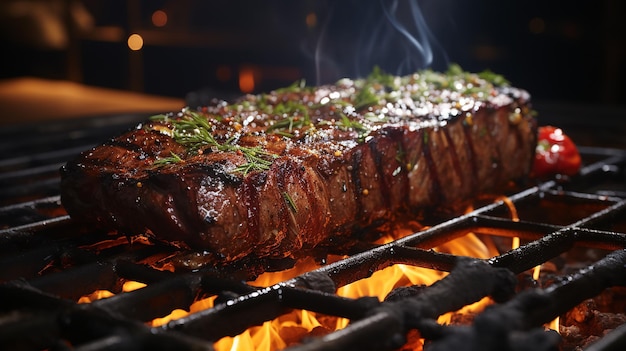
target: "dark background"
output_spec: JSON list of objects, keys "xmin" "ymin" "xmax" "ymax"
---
[{"xmin": 1, "ymin": 0, "xmax": 625, "ymax": 106}]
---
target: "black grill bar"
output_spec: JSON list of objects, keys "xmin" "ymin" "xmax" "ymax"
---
[
  {"xmin": 279, "ymin": 250, "xmax": 626, "ymax": 351},
  {"xmin": 1, "ymin": 264, "xmax": 238, "ymax": 350},
  {"xmin": 284, "ymin": 258, "xmax": 518, "ymax": 351},
  {"xmin": 1, "ymin": 115, "xmax": 626, "ymax": 351},
  {"xmin": 91, "ymin": 275, "xmax": 201, "ymax": 322},
  {"xmin": 420, "ymin": 249, "xmax": 626, "ymax": 351},
  {"xmin": 0, "ymin": 113, "xmax": 147, "ymax": 207}
]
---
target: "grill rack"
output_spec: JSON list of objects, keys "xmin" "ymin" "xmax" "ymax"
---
[{"xmin": 1, "ymin": 115, "xmax": 626, "ymax": 351}]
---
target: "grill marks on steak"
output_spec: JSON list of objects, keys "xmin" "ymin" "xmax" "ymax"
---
[{"xmin": 60, "ymin": 69, "xmax": 537, "ymax": 262}]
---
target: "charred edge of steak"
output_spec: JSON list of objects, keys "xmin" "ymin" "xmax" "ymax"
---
[{"xmin": 60, "ymin": 66, "xmax": 537, "ymax": 263}]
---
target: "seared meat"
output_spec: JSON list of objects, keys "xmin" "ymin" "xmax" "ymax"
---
[{"xmin": 60, "ymin": 66, "xmax": 537, "ymax": 262}]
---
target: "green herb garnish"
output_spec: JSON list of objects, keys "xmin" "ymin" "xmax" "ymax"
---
[
  {"xmin": 150, "ymin": 109, "xmax": 277, "ymax": 175},
  {"xmin": 366, "ymin": 65, "xmax": 396, "ymax": 88},
  {"xmin": 147, "ymin": 65, "xmax": 511, "ymax": 175},
  {"xmin": 478, "ymin": 69, "xmax": 509, "ymax": 86},
  {"xmin": 153, "ymin": 151, "xmax": 183, "ymax": 166},
  {"xmin": 283, "ymin": 192, "xmax": 298, "ymax": 213},
  {"xmin": 232, "ymin": 146, "xmax": 276, "ymax": 175},
  {"xmin": 267, "ymin": 114, "xmax": 311, "ymax": 134},
  {"xmin": 352, "ymin": 66, "xmax": 398, "ymax": 110},
  {"xmin": 446, "ymin": 63, "xmax": 464, "ymax": 77},
  {"xmin": 273, "ymin": 100, "xmax": 309, "ymax": 117},
  {"xmin": 274, "ymin": 79, "xmax": 308, "ymax": 94},
  {"xmin": 353, "ymin": 85, "xmax": 380, "ymax": 110},
  {"xmin": 336, "ymin": 113, "xmax": 368, "ymax": 134}
]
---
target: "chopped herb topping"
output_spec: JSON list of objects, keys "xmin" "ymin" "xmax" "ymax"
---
[
  {"xmin": 478, "ymin": 69, "xmax": 510, "ymax": 86},
  {"xmin": 147, "ymin": 65, "xmax": 515, "ymax": 176},
  {"xmin": 273, "ymin": 100, "xmax": 309, "ymax": 117},
  {"xmin": 353, "ymin": 85, "xmax": 380, "ymax": 110},
  {"xmin": 336, "ymin": 113, "xmax": 369, "ymax": 136},
  {"xmin": 365, "ymin": 65, "xmax": 397, "ymax": 89},
  {"xmin": 274, "ymin": 79, "xmax": 309, "ymax": 94},
  {"xmin": 150, "ymin": 109, "xmax": 277, "ymax": 175},
  {"xmin": 352, "ymin": 66, "xmax": 396, "ymax": 110},
  {"xmin": 267, "ymin": 113, "xmax": 311, "ymax": 134}
]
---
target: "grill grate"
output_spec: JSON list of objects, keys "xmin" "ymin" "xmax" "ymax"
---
[{"xmin": 1, "ymin": 115, "xmax": 626, "ymax": 351}]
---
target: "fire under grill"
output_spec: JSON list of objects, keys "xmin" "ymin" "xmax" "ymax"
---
[{"xmin": 1, "ymin": 113, "xmax": 626, "ymax": 351}]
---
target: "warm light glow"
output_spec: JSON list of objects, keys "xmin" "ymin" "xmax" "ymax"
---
[
  {"xmin": 532, "ymin": 265, "xmax": 541, "ymax": 281},
  {"xmin": 77, "ymin": 280, "xmax": 147, "ymax": 304},
  {"xmin": 436, "ymin": 232, "xmax": 494, "ymax": 258},
  {"xmin": 499, "ymin": 197, "xmax": 557, "ymax": 334},
  {"xmin": 215, "ymin": 309, "xmax": 323, "ymax": 351},
  {"xmin": 216, "ymin": 65, "xmax": 232, "ymax": 82},
  {"xmin": 78, "ymin": 289, "xmax": 114, "ymax": 303},
  {"xmin": 77, "ymin": 209, "xmax": 516, "ymax": 351},
  {"xmin": 500, "ymin": 196, "xmax": 542, "ymax": 285},
  {"xmin": 239, "ymin": 67, "xmax": 256, "ymax": 93},
  {"xmin": 512, "ymin": 236, "xmax": 520, "ymax": 250},
  {"xmin": 152, "ymin": 10, "xmax": 168, "ymax": 27},
  {"xmin": 499, "ymin": 196, "xmax": 519, "ymax": 222},
  {"xmin": 123, "ymin": 280, "xmax": 146, "ymax": 292},
  {"xmin": 211, "ymin": 233, "xmax": 500, "ymax": 351},
  {"xmin": 501, "ymin": 195, "xmax": 522, "ymax": 250},
  {"xmin": 127, "ymin": 33, "xmax": 144, "ymax": 51},
  {"xmin": 151, "ymin": 295, "xmax": 218, "ymax": 327},
  {"xmin": 438, "ymin": 296, "xmax": 494, "ymax": 326},
  {"xmin": 548, "ymin": 316, "xmax": 560, "ymax": 333},
  {"xmin": 77, "ymin": 196, "xmax": 550, "ymax": 351},
  {"xmin": 152, "ymin": 308, "xmax": 190, "ymax": 326},
  {"xmin": 150, "ymin": 258, "xmax": 324, "ymax": 329},
  {"xmin": 529, "ymin": 17, "xmax": 546, "ymax": 34},
  {"xmin": 305, "ymin": 12, "xmax": 317, "ymax": 28}
]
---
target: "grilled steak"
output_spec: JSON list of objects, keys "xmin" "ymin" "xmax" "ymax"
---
[{"xmin": 60, "ymin": 66, "xmax": 537, "ymax": 262}]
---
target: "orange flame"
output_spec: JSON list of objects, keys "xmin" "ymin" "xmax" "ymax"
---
[
  {"xmin": 499, "ymin": 196, "xmax": 559, "ymax": 334},
  {"xmin": 212, "ymin": 232, "xmax": 499, "ymax": 351},
  {"xmin": 78, "ymin": 197, "xmax": 563, "ymax": 349},
  {"xmin": 77, "ymin": 231, "xmax": 504, "ymax": 351},
  {"xmin": 77, "ymin": 280, "xmax": 146, "ymax": 304}
]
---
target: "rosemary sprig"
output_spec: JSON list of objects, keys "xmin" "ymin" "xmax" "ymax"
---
[
  {"xmin": 273, "ymin": 100, "xmax": 310, "ymax": 118},
  {"xmin": 146, "ymin": 66, "xmax": 507, "ymax": 174},
  {"xmin": 153, "ymin": 151, "xmax": 183, "ymax": 166},
  {"xmin": 150, "ymin": 109, "xmax": 277, "ymax": 175},
  {"xmin": 230, "ymin": 145, "xmax": 276, "ymax": 175},
  {"xmin": 266, "ymin": 114, "xmax": 311, "ymax": 134},
  {"xmin": 282, "ymin": 192, "xmax": 298, "ymax": 213}
]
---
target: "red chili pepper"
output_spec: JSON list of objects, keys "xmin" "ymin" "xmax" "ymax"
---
[{"xmin": 532, "ymin": 126, "xmax": 581, "ymax": 178}]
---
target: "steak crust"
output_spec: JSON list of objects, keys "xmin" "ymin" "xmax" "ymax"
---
[{"xmin": 60, "ymin": 67, "xmax": 537, "ymax": 262}]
